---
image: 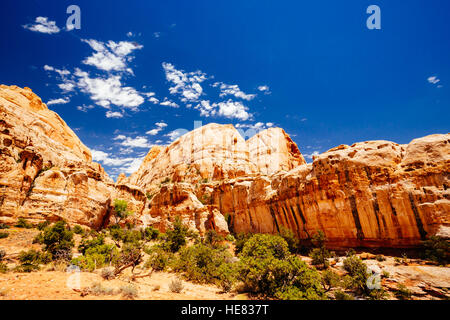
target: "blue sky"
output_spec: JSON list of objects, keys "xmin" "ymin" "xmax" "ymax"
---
[{"xmin": 1, "ymin": 0, "xmax": 449, "ymax": 179}]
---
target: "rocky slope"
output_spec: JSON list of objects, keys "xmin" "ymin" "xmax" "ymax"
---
[
  {"xmin": 1, "ymin": 85, "xmax": 449, "ymax": 248},
  {"xmin": 0, "ymin": 85, "xmax": 113, "ymax": 228}
]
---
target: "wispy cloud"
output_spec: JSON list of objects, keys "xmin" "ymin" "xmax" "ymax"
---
[
  {"xmin": 114, "ymin": 135, "xmax": 153, "ymax": 148},
  {"xmin": 47, "ymin": 97, "xmax": 70, "ymax": 106},
  {"xmin": 105, "ymin": 111, "xmax": 123, "ymax": 118},
  {"xmin": 146, "ymin": 121, "xmax": 167, "ymax": 135},
  {"xmin": 213, "ymin": 82, "xmax": 256, "ymax": 101},
  {"xmin": 81, "ymin": 39, "xmax": 143, "ymax": 73},
  {"xmin": 23, "ymin": 17, "xmax": 60, "ymax": 34},
  {"xmin": 195, "ymin": 99, "xmax": 251, "ymax": 120},
  {"xmin": 162, "ymin": 62, "xmax": 207, "ymax": 102}
]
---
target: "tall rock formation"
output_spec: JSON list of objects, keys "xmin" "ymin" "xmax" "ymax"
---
[
  {"xmin": 0, "ymin": 85, "xmax": 113, "ymax": 228},
  {"xmin": 1, "ymin": 85, "xmax": 448, "ymax": 248}
]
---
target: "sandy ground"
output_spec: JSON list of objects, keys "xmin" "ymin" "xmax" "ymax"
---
[{"xmin": 1, "ymin": 227, "xmax": 448, "ymax": 300}]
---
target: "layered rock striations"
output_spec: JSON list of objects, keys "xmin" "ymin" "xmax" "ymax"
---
[
  {"xmin": 0, "ymin": 85, "xmax": 113, "ymax": 228},
  {"xmin": 1, "ymin": 85, "xmax": 448, "ymax": 248}
]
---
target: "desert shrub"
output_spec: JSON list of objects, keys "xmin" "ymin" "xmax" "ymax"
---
[
  {"xmin": 238, "ymin": 234, "xmax": 325, "ymax": 299},
  {"xmin": 73, "ymin": 240, "xmax": 118, "ymax": 272},
  {"xmin": 395, "ymin": 283, "xmax": 412, "ymax": 300},
  {"xmin": 309, "ymin": 230, "xmax": 332, "ymax": 269},
  {"xmin": 37, "ymin": 221, "xmax": 50, "ymax": 231},
  {"xmin": 0, "ymin": 263, "xmax": 7, "ymax": 273},
  {"xmin": 422, "ymin": 236, "xmax": 449, "ymax": 265},
  {"xmin": 0, "ymin": 250, "xmax": 5, "ymax": 261},
  {"xmin": 225, "ymin": 234, "xmax": 235, "ymax": 242},
  {"xmin": 241, "ymin": 234, "xmax": 289, "ymax": 260},
  {"xmin": 321, "ymin": 269, "xmax": 341, "ymax": 292},
  {"xmin": 375, "ymin": 254, "xmax": 386, "ymax": 262},
  {"xmin": 0, "ymin": 223, "xmax": 10, "ymax": 229},
  {"xmin": 89, "ymin": 282, "xmax": 116, "ymax": 296},
  {"xmin": 108, "ymin": 225, "xmax": 142, "ymax": 245},
  {"xmin": 382, "ymin": 270, "xmax": 390, "ymax": 278},
  {"xmin": 120, "ymin": 284, "xmax": 138, "ymax": 299},
  {"xmin": 17, "ymin": 249, "xmax": 51, "ymax": 272},
  {"xmin": 173, "ymin": 243, "xmax": 235, "ymax": 285},
  {"xmin": 164, "ymin": 216, "xmax": 189, "ymax": 252},
  {"xmin": 0, "ymin": 232, "xmax": 8, "ymax": 239},
  {"xmin": 367, "ymin": 288, "xmax": 388, "ymax": 300},
  {"xmin": 216, "ymin": 262, "xmax": 238, "ymax": 292},
  {"xmin": 169, "ymin": 278, "xmax": 184, "ymax": 293},
  {"xmin": 39, "ymin": 221, "xmax": 74, "ymax": 261},
  {"xmin": 279, "ymin": 226, "xmax": 300, "ymax": 253},
  {"xmin": 73, "ymin": 225, "xmax": 84, "ymax": 235},
  {"xmin": 144, "ymin": 246, "xmax": 173, "ymax": 271},
  {"xmin": 334, "ymin": 290, "xmax": 355, "ymax": 300},
  {"xmin": 233, "ymin": 232, "xmax": 253, "ymax": 255},
  {"xmin": 343, "ymin": 254, "xmax": 368, "ymax": 292},
  {"xmin": 15, "ymin": 218, "xmax": 33, "ymax": 229},
  {"xmin": 204, "ymin": 229, "xmax": 224, "ymax": 248},
  {"xmin": 101, "ymin": 267, "xmax": 115, "ymax": 280},
  {"xmin": 144, "ymin": 226, "xmax": 160, "ymax": 241}
]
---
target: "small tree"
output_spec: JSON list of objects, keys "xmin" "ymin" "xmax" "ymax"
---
[
  {"xmin": 113, "ymin": 199, "xmax": 133, "ymax": 225},
  {"xmin": 309, "ymin": 230, "xmax": 332, "ymax": 269},
  {"xmin": 40, "ymin": 221, "xmax": 74, "ymax": 261},
  {"xmin": 165, "ymin": 216, "xmax": 189, "ymax": 252}
]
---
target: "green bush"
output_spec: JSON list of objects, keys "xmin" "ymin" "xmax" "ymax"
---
[
  {"xmin": 144, "ymin": 226, "xmax": 160, "ymax": 241},
  {"xmin": 422, "ymin": 236, "xmax": 449, "ymax": 265},
  {"xmin": 309, "ymin": 230, "xmax": 332, "ymax": 269},
  {"xmin": 343, "ymin": 254, "xmax": 368, "ymax": 292},
  {"xmin": 165, "ymin": 217, "xmax": 189, "ymax": 252},
  {"xmin": 17, "ymin": 249, "xmax": 51, "ymax": 272},
  {"xmin": 238, "ymin": 234, "xmax": 325, "ymax": 299},
  {"xmin": 15, "ymin": 218, "xmax": 33, "ymax": 229},
  {"xmin": 321, "ymin": 269, "xmax": 340, "ymax": 292},
  {"xmin": 73, "ymin": 235, "xmax": 118, "ymax": 271},
  {"xmin": 169, "ymin": 278, "xmax": 184, "ymax": 293},
  {"xmin": 40, "ymin": 221, "xmax": 74, "ymax": 260},
  {"xmin": 173, "ymin": 243, "xmax": 234, "ymax": 285},
  {"xmin": 73, "ymin": 225, "xmax": 84, "ymax": 235},
  {"xmin": 144, "ymin": 246, "xmax": 173, "ymax": 271},
  {"xmin": 204, "ymin": 229, "xmax": 224, "ymax": 248},
  {"xmin": 334, "ymin": 290, "xmax": 355, "ymax": 300},
  {"xmin": 0, "ymin": 232, "xmax": 8, "ymax": 239},
  {"xmin": 279, "ymin": 226, "xmax": 300, "ymax": 253},
  {"xmin": 0, "ymin": 223, "xmax": 10, "ymax": 229},
  {"xmin": 233, "ymin": 232, "xmax": 253, "ymax": 255},
  {"xmin": 0, "ymin": 262, "xmax": 8, "ymax": 273},
  {"xmin": 37, "ymin": 221, "xmax": 50, "ymax": 231}
]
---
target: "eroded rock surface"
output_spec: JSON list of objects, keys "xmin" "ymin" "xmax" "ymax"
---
[{"xmin": 0, "ymin": 85, "xmax": 113, "ymax": 228}]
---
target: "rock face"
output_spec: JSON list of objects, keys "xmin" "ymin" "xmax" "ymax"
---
[
  {"xmin": 0, "ymin": 85, "xmax": 113, "ymax": 228},
  {"xmin": 1, "ymin": 85, "xmax": 448, "ymax": 248},
  {"xmin": 123, "ymin": 124, "xmax": 449, "ymax": 248}
]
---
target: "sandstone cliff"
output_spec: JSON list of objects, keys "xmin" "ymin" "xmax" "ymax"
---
[
  {"xmin": 0, "ymin": 85, "xmax": 113, "ymax": 228},
  {"xmin": 1, "ymin": 85, "xmax": 448, "ymax": 248}
]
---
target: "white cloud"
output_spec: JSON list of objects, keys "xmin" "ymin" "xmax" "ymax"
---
[
  {"xmin": 153, "ymin": 32, "xmax": 161, "ymax": 38},
  {"xmin": 257, "ymin": 85, "xmax": 270, "ymax": 92},
  {"xmin": 194, "ymin": 99, "xmax": 252, "ymax": 120},
  {"xmin": 165, "ymin": 129, "xmax": 187, "ymax": 142},
  {"xmin": 162, "ymin": 62, "xmax": 207, "ymax": 102},
  {"xmin": 117, "ymin": 136, "xmax": 152, "ymax": 148},
  {"xmin": 105, "ymin": 111, "xmax": 123, "ymax": 118},
  {"xmin": 74, "ymin": 69, "xmax": 144, "ymax": 109},
  {"xmin": 235, "ymin": 122, "xmax": 274, "ymax": 130},
  {"xmin": 77, "ymin": 104, "xmax": 94, "ymax": 112},
  {"xmin": 44, "ymin": 65, "xmax": 70, "ymax": 76},
  {"xmin": 146, "ymin": 121, "xmax": 167, "ymax": 135},
  {"xmin": 47, "ymin": 97, "xmax": 70, "ymax": 106},
  {"xmin": 160, "ymin": 97, "xmax": 179, "ymax": 108},
  {"xmin": 81, "ymin": 39, "xmax": 143, "ymax": 73},
  {"xmin": 23, "ymin": 17, "xmax": 60, "ymax": 34},
  {"xmin": 213, "ymin": 82, "xmax": 256, "ymax": 101},
  {"xmin": 91, "ymin": 149, "xmax": 144, "ymax": 174},
  {"xmin": 427, "ymin": 76, "xmax": 440, "ymax": 85}
]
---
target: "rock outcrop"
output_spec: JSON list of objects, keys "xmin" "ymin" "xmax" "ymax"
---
[
  {"xmin": 1, "ymin": 85, "xmax": 448, "ymax": 248},
  {"xmin": 0, "ymin": 85, "xmax": 113, "ymax": 228}
]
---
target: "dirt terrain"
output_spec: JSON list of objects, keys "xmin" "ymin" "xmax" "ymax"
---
[{"xmin": 0, "ymin": 227, "xmax": 448, "ymax": 300}]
